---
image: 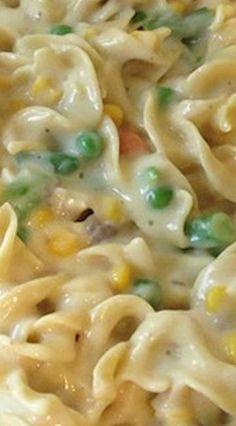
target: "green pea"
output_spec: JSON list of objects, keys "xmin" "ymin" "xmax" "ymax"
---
[
  {"xmin": 133, "ymin": 278, "xmax": 161, "ymax": 309},
  {"xmin": 49, "ymin": 152, "xmax": 79, "ymax": 175},
  {"xmin": 185, "ymin": 212, "xmax": 236, "ymax": 250},
  {"xmin": 50, "ymin": 24, "xmax": 73, "ymax": 36},
  {"xmin": 146, "ymin": 186, "xmax": 174, "ymax": 209},
  {"xmin": 75, "ymin": 131, "xmax": 104, "ymax": 159},
  {"xmin": 2, "ymin": 177, "xmax": 43, "ymax": 221},
  {"xmin": 156, "ymin": 87, "xmax": 175, "ymax": 109}
]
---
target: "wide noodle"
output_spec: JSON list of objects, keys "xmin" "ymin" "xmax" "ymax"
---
[{"xmin": 0, "ymin": 1, "xmax": 235, "ymax": 425}]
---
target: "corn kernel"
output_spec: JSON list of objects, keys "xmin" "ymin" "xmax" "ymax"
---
[
  {"xmin": 31, "ymin": 76, "xmax": 49, "ymax": 96},
  {"xmin": 47, "ymin": 229, "xmax": 79, "ymax": 257},
  {"xmin": 224, "ymin": 332, "xmax": 236, "ymax": 363},
  {"xmin": 206, "ymin": 286, "xmax": 226, "ymax": 314},
  {"xmin": 104, "ymin": 103, "xmax": 124, "ymax": 127},
  {"xmin": 170, "ymin": 1, "xmax": 187, "ymax": 14},
  {"xmin": 112, "ymin": 263, "xmax": 131, "ymax": 292},
  {"xmin": 29, "ymin": 208, "xmax": 54, "ymax": 228},
  {"xmin": 31, "ymin": 76, "xmax": 62, "ymax": 105},
  {"xmin": 103, "ymin": 197, "xmax": 125, "ymax": 223}
]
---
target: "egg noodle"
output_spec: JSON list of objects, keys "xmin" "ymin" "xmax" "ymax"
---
[{"xmin": 0, "ymin": 0, "xmax": 236, "ymax": 425}]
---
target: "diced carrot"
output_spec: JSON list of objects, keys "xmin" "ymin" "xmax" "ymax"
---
[{"xmin": 119, "ymin": 126, "xmax": 150, "ymax": 156}]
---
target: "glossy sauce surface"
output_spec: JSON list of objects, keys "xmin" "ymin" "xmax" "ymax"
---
[{"xmin": 0, "ymin": 1, "xmax": 235, "ymax": 425}]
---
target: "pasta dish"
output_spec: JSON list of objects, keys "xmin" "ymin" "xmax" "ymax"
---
[{"xmin": 0, "ymin": 0, "xmax": 236, "ymax": 424}]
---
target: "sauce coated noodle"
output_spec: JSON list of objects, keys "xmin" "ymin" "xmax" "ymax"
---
[{"xmin": 0, "ymin": 1, "xmax": 235, "ymax": 425}]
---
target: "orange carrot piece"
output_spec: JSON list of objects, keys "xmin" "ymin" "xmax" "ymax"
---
[{"xmin": 119, "ymin": 126, "xmax": 150, "ymax": 155}]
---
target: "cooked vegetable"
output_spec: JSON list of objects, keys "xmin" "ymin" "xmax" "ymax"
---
[
  {"xmin": 143, "ymin": 7, "xmax": 214, "ymax": 41},
  {"xmin": 4, "ymin": 180, "xmax": 36, "ymax": 242},
  {"xmin": 31, "ymin": 77, "xmax": 62, "ymax": 105},
  {"xmin": 3, "ymin": 179, "xmax": 41, "ymax": 220},
  {"xmin": 102, "ymin": 197, "xmax": 126, "ymax": 224},
  {"xmin": 206, "ymin": 286, "xmax": 226, "ymax": 314},
  {"xmin": 16, "ymin": 151, "xmax": 79, "ymax": 176},
  {"xmin": 156, "ymin": 87, "xmax": 175, "ymax": 109},
  {"xmin": 47, "ymin": 229, "xmax": 79, "ymax": 256},
  {"xmin": 132, "ymin": 278, "xmax": 161, "ymax": 309},
  {"xmin": 104, "ymin": 103, "xmax": 124, "ymax": 127},
  {"xmin": 29, "ymin": 207, "xmax": 54, "ymax": 227},
  {"xmin": 2, "ymin": 175, "xmax": 49, "ymax": 224},
  {"xmin": 112, "ymin": 263, "xmax": 131, "ymax": 292},
  {"xmin": 49, "ymin": 152, "xmax": 79, "ymax": 175},
  {"xmin": 185, "ymin": 212, "xmax": 236, "ymax": 249},
  {"xmin": 119, "ymin": 127, "xmax": 150, "ymax": 155},
  {"xmin": 75, "ymin": 131, "xmax": 104, "ymax": 159},
  {"xmin": 146, "ymin": 186, "xmax": 174, "ymax": 209},
  {"xmin": 50, "ymin": 24, "xmax": 73, "ymax": 35}
]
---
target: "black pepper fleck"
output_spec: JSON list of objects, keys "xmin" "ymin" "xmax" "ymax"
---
[{"xmin": 75, "ymin": 208, "xmax": 94, "ymax": 223}]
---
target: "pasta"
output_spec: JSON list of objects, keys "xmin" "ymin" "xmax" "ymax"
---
[{"xmin": 0, "ymin": 0, "xmax": 236, "ymax": 424}]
